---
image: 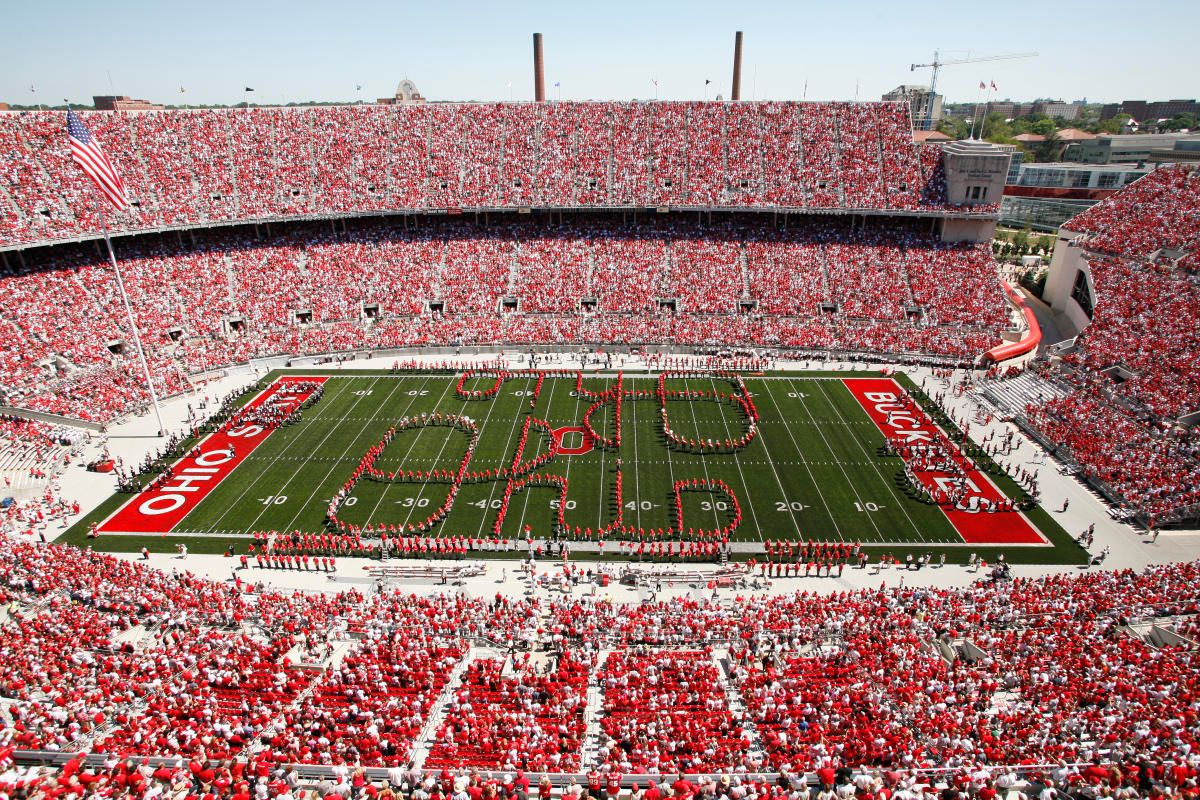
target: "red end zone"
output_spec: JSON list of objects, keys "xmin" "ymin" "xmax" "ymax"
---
[
  {"xmin": 844, "ymin": 378, "xmax": 1049, "ymax": 546},
  {"xmin": 97, "ymin": 377, "xmax": 327, "ymax": 534}
]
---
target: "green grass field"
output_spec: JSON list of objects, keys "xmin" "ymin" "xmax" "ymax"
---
[{"xmin": 69, "ymin": 369, "xmax": 1084, "ymax": 564}]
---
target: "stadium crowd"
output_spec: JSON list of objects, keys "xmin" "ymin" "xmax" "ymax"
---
[
  {"xmin": 1067, "ymin": 166, "xmax": 1200, "ymax": 262},
  {"xmin": 2, "ymin": 530, "xmax": 1200, "ymax": 795},
  {"xmin": 0, "ymin": 217, "xmax": 1009, "ymax": 423},
  {"xmin": 1021, "ymin": 166, "xmax": 1200, "ymax": 525},
  {"xmin": 0, "ymin": 102, "xmax": 971, "ymax": 248}
]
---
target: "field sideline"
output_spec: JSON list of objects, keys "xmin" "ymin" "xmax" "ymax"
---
[{"xmin": 68, "ymin": 369, "xmax": 1083, "ymax": 564}]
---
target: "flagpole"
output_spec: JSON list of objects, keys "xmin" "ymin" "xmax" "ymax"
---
[
  {"xmin": 91, "ymin": 194, "xmax": 166, "ymax": 437},
  {"xmin": 982, "ymin": 83, "xmax": 993, "ymax": 140},
  {"xmin": 970, "ymin": 84, "xmax": 981, "ymax": 140}
]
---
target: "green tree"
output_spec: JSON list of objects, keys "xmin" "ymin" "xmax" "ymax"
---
[
  {"xmin": 1033, "ymin": 129, "xmax": 1063, "ymax": 162},
  {"xmin": 937, "ymin": 117, "xmax": 971, "ymax": 140},
  {"xmin": 1032, "ymin": 118, "xmax": 1057, "ymax": 137},
  {"xmin": 1013, "ymin": 226, "xmax": 1031, "ymax": 256},
  {"xmin": 1160, "ymin": 113, "xmax": 1197, "ymax": 132},
  {"xmin": 982, "ymin": 112, "xmax": 1015, "ymax": 144},
  {"xmin": 1076, "ymin": 104, "xmax": 1101, "ymax": 129},
  {"xmin": 1095, "ymin": 113, "xmax": 1132, "ymax": 134}
]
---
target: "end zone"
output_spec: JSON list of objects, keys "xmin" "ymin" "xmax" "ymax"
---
[
  {"xmin": 844, "ymin": 377, "xmax": 1050, "ymax": 546},
  {"xmin": 96, "ymin": 377, "xmax": 327, "ymax": 534}
]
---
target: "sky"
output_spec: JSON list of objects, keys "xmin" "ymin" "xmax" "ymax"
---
[{"xmin": 8, "ymin": 0, "xmax": 1198, "ymax": 108}]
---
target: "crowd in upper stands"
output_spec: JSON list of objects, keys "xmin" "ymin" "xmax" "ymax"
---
[
  {"xmin": 1021, "ymin": 166, "xmax": 1200, "ymax": 525},
  {"xmin": 2, "ymin": 528, "xmax": 1199, "ymax": 793},
  {"xmin": 1067, "ymin": 166, "xmax": 1200, "ymax": 262},
  {"xmin": 1067, "ymin": 255, "xmax": 1200, "ymax": 420},
  {"xmin": 0, "ymin": 217, "xmax": 1010, "ymax": 422},
  {"xmin": 0, "ymin": 102, "xmax": 978, "ymax": 249}
]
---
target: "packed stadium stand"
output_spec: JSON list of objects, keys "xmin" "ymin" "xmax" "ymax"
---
[
  {"xmin": 0, "ymin": 103, "xmax": 979, "ymax": 250},
  {"xmin": 0, "ymin": 216, "xmax": 1011, "ymax": 422},
  {"xmin": 1023, "ymin": 165, "xmax": 1200, "ymax": 527},
  {"xmin": 0, "ymin": 102, "xmax": 1020, "ymax": 431},
  {"xmin": 2, "ymin": 532, "xmax": 1200, "ymax": 790},
  {"xmin": 2, "ymin": 97, "xmax": 1200, "ymax": 799}
]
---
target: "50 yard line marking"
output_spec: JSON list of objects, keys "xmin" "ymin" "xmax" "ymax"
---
[
  {"xmin": 512, "ymin": 372, "xmax": 565, "ymax": 538},
  {"xmin": 470, "ymin": 376, "xmax": 540, "ymax": 537}
]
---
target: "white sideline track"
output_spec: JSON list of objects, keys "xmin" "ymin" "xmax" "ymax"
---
[{"xmin": 33, "ymin": 349, "xmax": 1200, "ymax": 602}]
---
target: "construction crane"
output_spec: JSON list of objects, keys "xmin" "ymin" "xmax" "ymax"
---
[
  {"xmin": 911, "ymin": 50, "xmax": 1038, "ymax": 97},
  {"xmin": 908, "ymin": 50, "xmax": 1037, "ymax": 130}
]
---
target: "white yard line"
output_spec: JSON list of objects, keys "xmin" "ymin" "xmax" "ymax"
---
[
  {"xmin": 754, "ymin": 379, "xmax": 847, "ymax": 541},
  {"xmin": 369, "ymin": 375, "xmax": 458, "ymax": 530},
  {"xmin": 704, "ymin": 376, "xmax": 764, "ymax": 540},
  {"xmin": 511, "ymin": 373, "xmax": 561, "ymax": 538},
  {"xmin": 596, "ymin": 381, "xmax": 609, "ymax": 533},
  {"xmin": 784, "ymin": 376, "xmax": 884, "ymax": 541},
  {"xmin": 267, "ymin": 377, "xmax": 409, "ymax": 533},
  {"xmin": 628, "ymin": 386, "xmax": 646, "ymax": 531},
  {"xmin": 738, "ymin": 378, "xmax": 804, "ymax": 539},
  {"xmin": 98, "ymin": 377, "xmax": 319, "ymax": 534},
  {"xmin": 204, "ymin": 377, "xmax": 372, "ymax": 532},
  {"xmin": 472, "ymin": 376, "xmax": 542, "ymax": 537},
  {"xmin": 672, "ymin": 377, "xmax": 726, "ymax": 533},
  {"xmin": 653, "ymin": 378, "xmax": 682, "ymax": 533},
  {"xmin": 814, "ymin": 379, "xmax": 932, "ymax": 544}
]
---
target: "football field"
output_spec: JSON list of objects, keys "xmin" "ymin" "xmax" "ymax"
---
[{"xmin": 79, "ymin": 369, "xmax": 1079, "ymax": 562}]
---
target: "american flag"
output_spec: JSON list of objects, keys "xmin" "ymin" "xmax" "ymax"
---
[{"xmin": 67, "ymin": 108, "xmax": 130, "ymax": 211}]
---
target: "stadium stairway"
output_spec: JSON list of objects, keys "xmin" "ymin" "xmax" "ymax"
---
[
  {"xmin": 244, "ymin": 668, "xmax": 328, "ymax": 758},
  {"xmin": 408, "ymin": 646, "xmax": 480, "ymax": 770},
  {"xmin": 712, "ymin": 647, "xmax": 765, "ymax": 766},
  {"xmin": 982, "ymin": 373, "xmax": 1070, "ymax": 417},
  {"xmin": 0, "ymin": 183, "xmax": 25, "ymax": 227},
  {"xmin": 505, "ymin": 243, "xmax": 521, "ymax": 297},
  {"xmin": 579, "ymin": 647, "xmax": 612, "ymax": 768},
  {"xmin": 738, "ymin": 246, "xmax": 751, "ymax": 299}
]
